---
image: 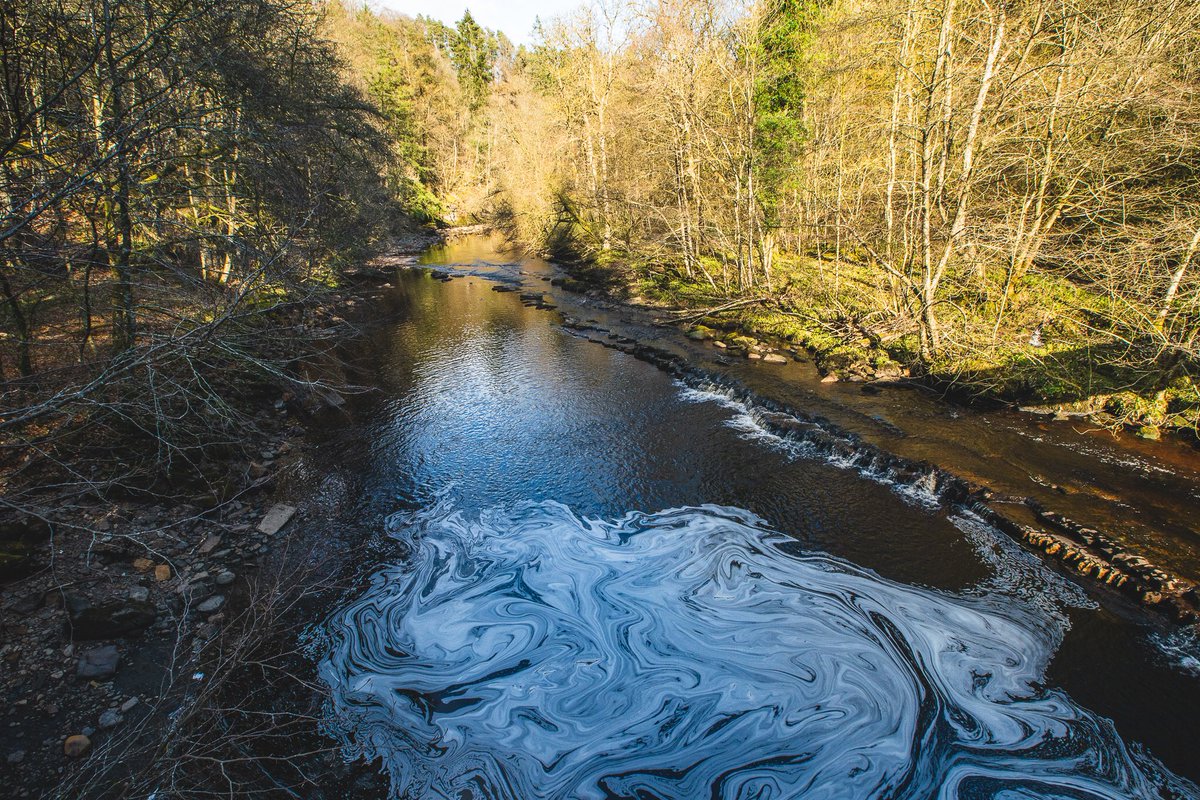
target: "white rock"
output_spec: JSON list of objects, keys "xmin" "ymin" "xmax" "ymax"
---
[{"xmin": 256, "ymin": 504, "xmax": 296, "ymax": 536}]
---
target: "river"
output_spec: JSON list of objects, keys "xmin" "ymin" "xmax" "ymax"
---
[{"xmin": 310, "ymin": 235, "xmax": 1200, "ymax": 799}]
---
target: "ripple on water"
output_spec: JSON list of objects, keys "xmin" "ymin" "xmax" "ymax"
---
[{"xmin": 317, "ymin": 501, "xmax": 1197, "ymax": 800}]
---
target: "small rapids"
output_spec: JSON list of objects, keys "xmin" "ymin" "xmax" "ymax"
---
[
  {"xmin": 317, "ymin": 500, "xmax": 1197, "ymax": 799},
  {"xmin": 674, "ymin": 380, "xmax": 948, "ymax": 508}
]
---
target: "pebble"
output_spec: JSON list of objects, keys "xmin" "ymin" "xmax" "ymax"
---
[
  {"xmin": 215, "ymin": 571, "xmax": 235, "ymax": 586},
  {"xmin": 98, "ymin": 709, "xmax": 122, "ymax": 729},
  {"xmin": 154, "ymin": 564, "xmax": 171, "ymax": 581},
  {"xmin": 63, "ymin": 735, "xmax": 90, "ymax": 758},
  {"xmin": 196, "ymin": 595, "xmax": 225, "ymax": 614},
  {"xmin": 128, "ymin": 586, "xmax": 149, "ymax": 602},
  {"xmin": 119, "ymin": 697, "xmax": 139, "ymax": 713}
]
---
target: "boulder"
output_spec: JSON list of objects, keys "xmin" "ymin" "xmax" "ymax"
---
[
  {"xmin": 76, "ymin": 645, "xmax": 120, "ymax": 680},
  {"xmin": 69, "ymin": 600, "xmax": 156, "ymax": 640}
]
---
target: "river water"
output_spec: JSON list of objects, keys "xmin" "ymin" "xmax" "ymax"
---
[{"xmin": 313, "ymin": 236, "xmax": 1200, "ymax": 799}]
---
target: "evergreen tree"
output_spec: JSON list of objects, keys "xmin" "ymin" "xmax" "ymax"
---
[
  {"xmin": 450, "ymin": 10, "xmax": 496, "ymax": 111},
  {"xmin": 752, "ymin": 0, "xmax": 817, "ymax": 234}
]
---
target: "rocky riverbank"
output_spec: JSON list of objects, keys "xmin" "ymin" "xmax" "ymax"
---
[
  {"xmin": 0, "ymin": 229, "xmax": 440, "ymax": 798},
  {"xmin": 542, "ymin": 249, "xmax": 1200, "ymax": 444}
]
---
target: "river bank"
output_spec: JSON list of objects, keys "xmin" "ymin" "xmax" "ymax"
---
[
  {"xmin": 0, "ymin": 229, "xmax": 440, "ymax": 798},
  {"xmin": 416, "ymin": 232, "xmax": 1200, "ymax": 626},
  {"xmin": 546, "ymin": 246, "xmax": 1200, "ymax": 443}
]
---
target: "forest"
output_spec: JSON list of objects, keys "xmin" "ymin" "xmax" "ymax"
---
[
  {"xmin": 332, "ymin": 0, "xmax": 1200, "ymax": 438},
  {"xmin": 2, "ymin": 0, "xmax": 1199, "ymax": 507},
  {"xmin": 4, "ymin": 1, "xmax": 1200, "ymax": 795}
]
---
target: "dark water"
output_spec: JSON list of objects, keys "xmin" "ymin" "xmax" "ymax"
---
[{"xmin": 315, "ymin": 237, "xmax": 1200, "ymax": 798}]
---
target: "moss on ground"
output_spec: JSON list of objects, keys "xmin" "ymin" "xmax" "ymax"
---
[{"xmin": 579, "ymin": 247, "xmax": 1199, "ymax": 438}]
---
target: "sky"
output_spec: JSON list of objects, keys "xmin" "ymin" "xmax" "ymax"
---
[{"xmin": 377, "ymin": 0, "xmax": 582, "ymax": 45}]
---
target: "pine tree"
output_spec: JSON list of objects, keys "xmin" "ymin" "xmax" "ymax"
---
[{"xmin": 450, "ymin": 10, "xmax": 496, "ymax": 111}]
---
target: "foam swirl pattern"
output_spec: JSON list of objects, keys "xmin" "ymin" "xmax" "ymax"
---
[{"xmin": 318, "ymin": 502, "xmax": 1196, "ymax": 799}]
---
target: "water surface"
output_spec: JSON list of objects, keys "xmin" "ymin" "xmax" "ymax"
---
[{"xmin": 315, "ymin": 237, "xmax": 1200, "ymax": 798}]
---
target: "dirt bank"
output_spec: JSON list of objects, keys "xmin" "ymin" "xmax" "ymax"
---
[{"xmin": 0, "ymin": 229, "xmax": 439, "ymax": 799}]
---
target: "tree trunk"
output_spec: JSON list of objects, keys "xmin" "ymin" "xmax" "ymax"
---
[{"xmin": 103, "ymin": 0, "xmax": 136, "ymax": 353}]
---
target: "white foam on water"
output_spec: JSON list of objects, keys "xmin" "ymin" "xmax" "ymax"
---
[
  {"xmin": 1152, "ymin": 625, "xmax": 1200, "ymax": 677},
  {"xmin": 317, "ymin": 500, "xmax": 1197, "ymax": 800},
  {"xmin": 676, "ymin": 380, "xmax": 942, "ymax": 508}
]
